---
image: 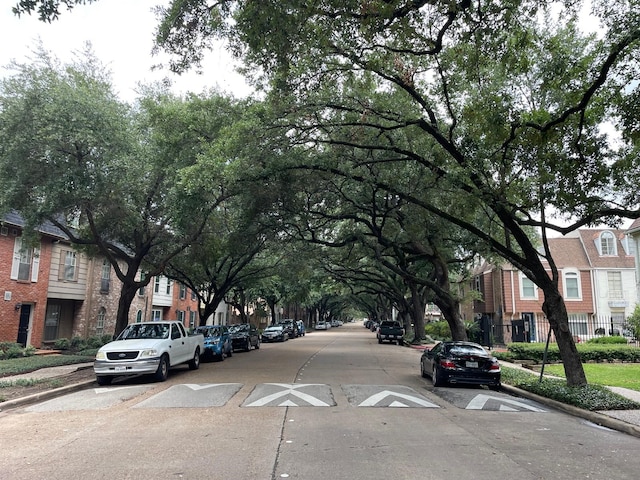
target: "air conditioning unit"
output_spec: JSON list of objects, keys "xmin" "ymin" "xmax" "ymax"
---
[{"xmin": 4, "ymin": 291, "xmax": 12, "ymax": 301}]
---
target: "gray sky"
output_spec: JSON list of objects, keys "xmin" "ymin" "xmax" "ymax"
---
[{"xmin": 1, "ymin": 0, "xmax": 252, "ymax": 102}]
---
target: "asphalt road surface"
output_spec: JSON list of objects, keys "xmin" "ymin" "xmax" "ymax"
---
[{"xmin": 1, "ymin": 323, "xmax": 639, "ymax": 480}]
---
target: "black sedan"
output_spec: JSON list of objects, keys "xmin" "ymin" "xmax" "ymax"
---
[
  {"xmin": 420, "ymin": 341, "xmax": 501, "ymax": 389},
  {"xmin": 229, "ymin": 324, "xmax": 260, "ymax": 351},
  {"xmin": 261, "ymin": 325, "xmax": 287, "ymax": 342}
]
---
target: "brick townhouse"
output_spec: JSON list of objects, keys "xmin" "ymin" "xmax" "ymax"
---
[
  {"xmin": 1, "ymin": 213, "xmax": 199, "ymax": 348},
  {"xmin": 466, "ymin": 228, "xmax": 638, "ymax": 345}
]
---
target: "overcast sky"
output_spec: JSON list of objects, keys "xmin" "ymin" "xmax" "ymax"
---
[{"xmin": 0, "ymin": 0, "xmax": 253, "ymax": 102}]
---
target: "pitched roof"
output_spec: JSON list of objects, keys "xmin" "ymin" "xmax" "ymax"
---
[
  {"xmin": 627, "ymin": 218, "xmax": 640, "ymax": 234},
  {"xmin": 545, "ymin": 237, "xmax": 591, "ymax": 268},
  {"xmin": 1, "ymin": 211, "xmax": 67, "ymax": 239},
  {"xmin": 577, "ymin": 229, "xmax": 635, "ymax": 269}
]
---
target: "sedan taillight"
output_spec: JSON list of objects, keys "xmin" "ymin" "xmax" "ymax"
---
[
  {"xmin": 439, "ymin": 359, "xmax": 456, "ymax": 369},
  {"xmin": 489, "ymin": 360, "xmax": 501, "ymax": 371}
]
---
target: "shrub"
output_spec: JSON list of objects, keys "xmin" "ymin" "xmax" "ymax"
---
[
  {"xmin": 70, "ymin": 336, "xmax": 87, "ymax": 351},
  {"xmin": 586, "ymin": 336, "xmax": 628, "ymax": 344},
  {"xmin": 53, "ymin": 338, "xmax": 70, "ymax": 350},
  {"xmin": 424, "ymin": 321, "xmax": 452, "ymax": 341},
  {"xmin": 506, "ymin": 342, "xmax": 640, "ymax": 363}
]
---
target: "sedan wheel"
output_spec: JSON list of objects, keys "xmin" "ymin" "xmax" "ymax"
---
[{"xmin": 432, "ymin": 366, "xmax": 446, "ymax": 387}]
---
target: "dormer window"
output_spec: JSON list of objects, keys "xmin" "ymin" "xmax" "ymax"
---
[
  {"xmin": 622, "ymin": 235, "xmax": 636, "ymax": 256},
  {"xmin": 599, "ymin": 231, "xmax": 616, "ymax": 256}
]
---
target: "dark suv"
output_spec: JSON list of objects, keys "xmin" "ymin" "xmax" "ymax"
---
[
  {"xmin": 229, "ymin": 324, "xmax": 260, "ymax": 351},
  {"xmin": 277, "ymin": 319, "xmax": 299, "ymax": 339}
]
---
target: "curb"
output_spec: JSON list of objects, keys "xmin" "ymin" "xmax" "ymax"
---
[
  {"xmin": 501, "ymin": 384, "xmax": 640, "ymax": 439},
  {"xmin": 0, "ymin": 379, "xmax": 96, "ymax": 412}
]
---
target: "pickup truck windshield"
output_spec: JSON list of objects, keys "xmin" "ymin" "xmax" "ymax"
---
[{"xmin": 119, "ymin": 324, "xmax": 169, "ymax": 340}]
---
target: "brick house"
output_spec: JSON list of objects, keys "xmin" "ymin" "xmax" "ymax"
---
[
  {"xmin": 0, "ymin": 213, "xmax": 60, "ymax": 347},
  {"xmin": 1, "ymin": 213, "xmax": 199, "ymax": 347},
  {"xmin": 468, "ymin": 228, "xmax": 638, "ymax": 344}
]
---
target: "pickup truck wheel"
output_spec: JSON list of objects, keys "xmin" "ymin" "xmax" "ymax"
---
[
  {"xmin": 154, "ymin": 354, "xmax": 170, "ymax": 382},
  {"xmin": 189, "ymin": 348, "xmax": 201, "ymax": 370},
  {"xmin": 378, "ymin": 337, "xmax": 382, "ymax": 344},
  {"xmin": 96, "ymin": 375, "xmax": 113, "ymax": 386},
  {"xmin": 227, "ymin": 347, "xmax": 233, "ymax": 358},
  {"xmin": 245, "ymin": 340, "xmax": 251, "ymax": 352},
  {"xmin": 397, "ymin": 339, "xmax": 404, "ymax": 346},
  {"xmin": 420, "ymin": 362, "xmax": 428, "ymax": 379},
  {"xmin": 255, "ymin": 340, "xmax": 260, "ymax": 349}
]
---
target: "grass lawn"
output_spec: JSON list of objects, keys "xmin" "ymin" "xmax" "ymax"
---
[
  {"xmin": 542, "ymin": 363, "xmax": 640, "ymax": 392},
  {"xmin": 0, "ymin": 354, "xmax": 95, "ymax": 377}
]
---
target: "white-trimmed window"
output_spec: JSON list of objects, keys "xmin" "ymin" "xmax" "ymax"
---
[
  {"xmin": 100, "ymin": 259, "xmax": 110, "ymax": 293},
  {"xmin": 154, "ymin": 277, "xmax": 160, "ymax": 293},
  {"xmin": 151, "ymin": 309, "xmax": 162, "ymax": 321},
  {"xmin": 136, "ymin": 310, "xmax": 143, "ymax": 323},
  {"xmin": 96, "ymin": 307, "xmax": 106, "ymax": 334},
  {"xmin": 563, "ymin": 270, "xmax": 581, "ymax": 300},
  {"xmin": 622, "ymin": 235, "xmax": 636, "ymax": 256},
  {"xmin": 60, "ymin": 250, "xmax": 77, "ymax": 281},
  {"xmin": 177, "ymin": 310, "xmax": 185, "ymax": 324},
  {"xmin": 179, "ymin": 283, "xmax": 187, "ymax": 300},
  {"xmin": 607, "ymin": 271, "xmax": 623, "ymax": 299},
  {"xmin": 599, "ymin": 231, "xmax": 616, "ymax": 256},
  {"xmin": 165, "ymin": 278, "xmax": 171, "ymax": 295},
  {"xmin": 189, "ymin": 311, "xmax": 197, "ymax": 329},
  {"xmin": 11, "ymin": 237, "xmax": 40, "ymax": 282},
  {"xmin": 568, "ymin": 314, "xmax": 588, "ymax": 336},
  {"xmin": 520, "ymin": 274, "xmax": 538, "ymax": 299}
]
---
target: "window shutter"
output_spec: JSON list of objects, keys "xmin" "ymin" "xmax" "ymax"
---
[
  {"xmin": 31, "ymin": 244, "xmax": 41, "ymax": 282},
  {"xmin": 59, "ymin": 250, "xmax": 66, "ymax": 280},
  {"xmin": 10, "ymin": 237, "xmax": 22, "ymax": 280}
]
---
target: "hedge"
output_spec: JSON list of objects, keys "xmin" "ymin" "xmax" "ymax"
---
[{"xmin": 501, "ymin": 343, "xmax": 640, "ymax": 363}]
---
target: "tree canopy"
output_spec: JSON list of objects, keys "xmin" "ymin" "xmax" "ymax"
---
[{"xmin": 152, "ymin": 0, "xmax": 640, "ymax": 386}]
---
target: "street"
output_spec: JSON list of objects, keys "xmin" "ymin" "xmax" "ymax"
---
[{"xmin": 1, "ymin": 323, "xmax": 639, "ymax": 480}]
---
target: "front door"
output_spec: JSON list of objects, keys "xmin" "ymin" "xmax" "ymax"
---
[{"xmin": 17, "ymin": 304, "xmax": 32, "ymax": 347}]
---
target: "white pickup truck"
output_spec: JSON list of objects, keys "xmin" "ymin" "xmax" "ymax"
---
[{"xmin": 93, "ymin": 321, "xmax": 205, "ymax": 385}]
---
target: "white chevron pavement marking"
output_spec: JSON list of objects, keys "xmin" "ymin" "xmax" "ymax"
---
[
  {"xmin": 246, "ymin": 383, "xmax": 331, "ymax": 407},
  {"xmin": 358, "ymin": 390, "xmax": 439, "ymax": 408},
  {"xmin": 182, "ymin": 383, "xmax": 239, "ymax": 391},
  {"xmin": 465, "ymin": 394, "xmax": 546, "ymax": 412}
]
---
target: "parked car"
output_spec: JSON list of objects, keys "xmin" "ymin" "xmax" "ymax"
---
[
  {"xmin": 229, "ymin": 324, "xmax": 260, "ymax": 351},
  {"xmin": 420, "ymin": 341, "xmax": 501, "ymax": 389},
  {"xmin": 194, "ymin": 325, "xmax": 232, "ymax": 361},
  {"xmin": 296, "ymin": 320, "xmax": 306, "ymax": 336},
  {"xmin": 330, "ymin": 319, "xmax": 340, "ymax": 327},
  {"xmin": 315, "ymin": 321, "xmax": 328, "ymax": 330},
  {"xmin": 278, "ymin": 319, "xmax": 299, "ymax": 338},
  {"xmin": 261, "ymin": 325, "xmax": 288, "ymax": 342},
  {"xmin": 376, "ymin": 320, "xmax": 404, "ymax": 345},
  {"xmin": 94, "ymin": 321, "xmax": 204, "ymax": 385}
]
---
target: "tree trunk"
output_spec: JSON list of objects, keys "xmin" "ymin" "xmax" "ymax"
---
[
  {"xmin": 114, "ymin": 282, "xmax": 139, "ymax": 336},
  {"xmin": 409, "ymin": 285, "xmax": 426, "ymax": 342},
  {"xmin": 268, "ymin": 300, "xmax": 277, "ymax": 325},
  {"xmin": 542, "ymin": 288, "xmax": 587, "ymax": 387},
  {"xmin": 435, "ymin": 295, "xmax": 467, "ymax": 341}
]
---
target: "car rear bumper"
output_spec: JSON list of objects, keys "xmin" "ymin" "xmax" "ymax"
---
[{"xmin": 443, "ymin": 371, "xmax": 501, "ymax": 386}]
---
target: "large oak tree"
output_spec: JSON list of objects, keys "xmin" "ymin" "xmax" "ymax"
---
[{"xmin": 152, "ymin": 0, "xmax": 640, "ymax": 386}]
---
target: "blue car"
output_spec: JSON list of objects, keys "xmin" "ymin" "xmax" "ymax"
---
[{"xmin": 194, "ymin": 325, "xmax": 233, "ymax": 361}]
